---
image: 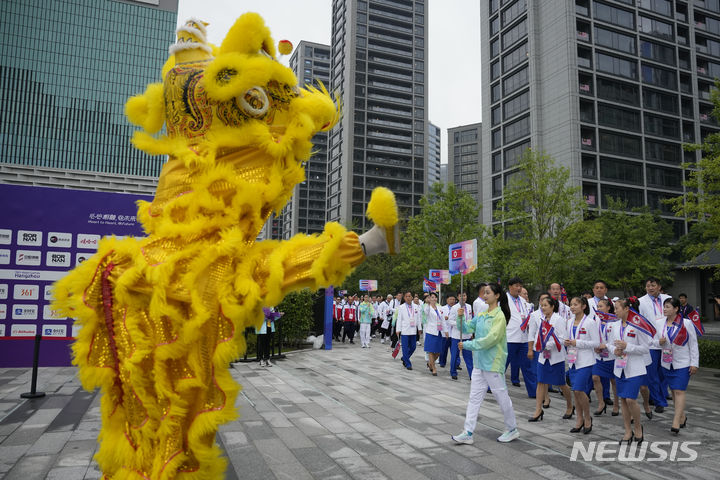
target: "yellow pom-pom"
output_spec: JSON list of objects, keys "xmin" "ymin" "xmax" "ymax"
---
[
  {"xmin": 124, "ymin": 83, "xmax": 165, "ymax": 134},
  {"xmin": 366, "ymin": 187, "xmax": 398, "ymax": 229},
  {"xmin": 278, "ymin": 40, "xmax": 293, "ymax": 55}
]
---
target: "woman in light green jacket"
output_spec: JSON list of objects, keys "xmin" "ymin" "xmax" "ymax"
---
[{"xmin": 452, "ymin": 283, "xmax": 520, "ymax": 444}]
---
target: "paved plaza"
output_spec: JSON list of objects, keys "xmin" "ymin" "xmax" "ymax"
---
[{"xmin": 1, "ymin": 338, "xmax": 720, "ymax": 479}]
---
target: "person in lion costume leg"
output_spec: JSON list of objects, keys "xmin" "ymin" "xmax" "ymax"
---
[{"xmin": 52, "ymin": 13, "xmax": 399, "ymax": 479}]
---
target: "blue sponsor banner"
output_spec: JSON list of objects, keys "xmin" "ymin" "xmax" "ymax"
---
[{"xmin": 0, "ymin": 184, "xmax": 153, "ymax": 367}]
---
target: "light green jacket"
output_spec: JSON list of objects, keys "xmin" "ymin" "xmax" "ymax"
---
[
  {"xmin": 359, "ymin": 302, "xmax": 375, "ymax": 324},
  {"xmin": 461, "ymin": 306, "xmax": 508, "ymax": 374}
]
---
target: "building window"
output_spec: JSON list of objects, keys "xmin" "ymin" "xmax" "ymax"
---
[
  {"xmin": 597, "ymin": 76, "xmax": 639, "ymax": 105},
  {"xmin": 491, "ymin": 38, "xmax": 500, "ymax": 58},
  {"xmin": 502, "ymin": 0, "xmax": 528, "ymax": 27},
  {"xmin": 492, "ymin": 106, "xmax": 502, "ymax": 126},
  {"xmin": 600, "ymin": 157, "xmax": 643, "ymax": 185},
  {"xmin": 646, "ymin": 165, "xmax": 683, "ymax": 190},
  {"xmin": 502, "ymin": 18, "xmax": 528, "ymax": 50},
  {"xmin": 491, "ymin": 60, "xmax": 501, "ymax": 80},
  {"xmin": 581, "ymin": 127, "xmax": 596, "ymax": 150},
  {"xmin": 492, "ymin": 175, "xmax": 502, "ymax": 197},
  {"xmin": 504, "ymin": 115, "xmax": 530, "ymax": 144},
  {"xmin": 641, "ymin": 64, "xmax": 677, "ymax": 90},
  {"xmin": 490, "ymin": 16, "xmax": 500, "ymax": 36},
  {"xmin": 638, "ymin": 15, "xmax": 673, "ymax": 41},
  {"xmin": 596, "ymin": 52, "xmax": 637, "ymax": 79},
  {"xmin": 602, "ymin": 185, "xmax": 644, "ymax": 209},
  {"xmin": 594, "ymin": 26, "xmax": 636, "ymax": 54},
  {"xmin": 593, "ymin": 1, "xmax": 635, "ymax": 29},
  {"xmin": 639, "ymin": 40, "xmax": 676, "ymax": 65},
  {"xmin": 493, "ymin": 152, "xmax": 503, "ymax": 173},
  {"xmin": 504, "ymin": 140, "xmax": 530, "ymax": 168},
  {"xmin": 599, "ymin": 130, "xmax": 642, "ymax": 158},
  {"xmin": 582, "ymin": 155, "xmax": 597, "ymax": 178},
  {"xmin": 503, "ymin": 66, "xmax": 529, "ymax": 95},
  {"xmin": 492, "ymin": 128, "xmax": 502, "ymax": 149},
  {"xmin": 643, "ymin": 88, "xmax": 678, "ymax": 115},
  {"xmin": 597, "ymin": 103, "xmax": 641, "ymax": 132},
  {"xmin": 503, "ymin": 90, "xmax": 530, "ymax": 120},
  {"xmin": 645, "ymin": 139, "xmax": 681, "ymax": 164},
  {"xmin": 580, "ymin": 100, "xmax": 595, "ymax": 123},
  {"xmin": 638, "ymin": 0, "xmax": 672, "ymax": 18},
  {"xmin": 644, "ymin": 113, "xmax": 680, "ymax": 139},
  {"xmin": 503, "ymin": 42, "xmax": 528, "ymax": 72},
  {"xmin": 492, "ymin": 82, "xmax": 502, "ymax": 103},
  {"xmin": 583, "ymin": 182, "xmax": 598, "ymax": 206}
]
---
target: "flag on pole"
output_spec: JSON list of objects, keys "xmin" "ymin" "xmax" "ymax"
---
[
  {"xmin": 560, "ymin": 285, "xmax": 568, "ymax": 304},
  {"xmin": 627, "ymin": 308, "xmax": 657, "ymax": 337},
  {"xmin": 448, "ymin": 239, "xmax": 477, "ymax": 275},
  {"xmin": 359, "ymin": 280, "xmax": 378, "ymax": 291},
  {"xmin": 686, "ymin": 307, "xmax": 704, "ymax": 336},
  {"xmin": 423, "ymin": 277, "xmax": 438, "ymax": 293},
  {"xmin": 429, "ymin": 269, "xmax": 451, "ymax": 285}
]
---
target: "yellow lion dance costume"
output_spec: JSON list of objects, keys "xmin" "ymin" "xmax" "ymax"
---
[{"xmin": 52, "ymin": 14, "xmax": 399, "ymax": 479}]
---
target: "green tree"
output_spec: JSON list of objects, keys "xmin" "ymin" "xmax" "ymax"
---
[
  {"xmin": 275, "ymin": 289, "xmax": 315, "ymax": 346},
  {"xmin": 669, "ymin": 81, "xmax": 720, "ymax": 267},
  {"xmin": 559, "ymin": 199, "xmax": 674, "ymax": 296},
  {"xmin": 491, "ymin": 149, "xmax": 585, "ymax": 291}
]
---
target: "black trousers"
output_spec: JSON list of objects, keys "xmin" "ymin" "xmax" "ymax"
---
[
  {"xmin": 342, "ymin": 321, "xmax": 356, "ymax": 341},
  {"xmin": 257, "ymin": 331, "xmax": 273, "ymax": 360},
  {"xmin": 333, "ymin": 319, "xmax": 342, "ymax": 339}
]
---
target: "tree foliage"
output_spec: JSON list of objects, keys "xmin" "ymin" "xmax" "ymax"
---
[
  {"xmin": 490, "ymin": 149, "xmax": 584, "ymax": 291},
  {"xmin": 275, "ymin": 289, "xmax": 315, "ymax": 344},
  {"xmin": 669, "ymin": 81, "xmax": 720, "ymax": 265}
]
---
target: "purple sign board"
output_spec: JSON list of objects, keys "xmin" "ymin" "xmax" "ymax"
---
[{"xmin": 0, "ymin": 184, "xmax": 153, "ymax": 367}]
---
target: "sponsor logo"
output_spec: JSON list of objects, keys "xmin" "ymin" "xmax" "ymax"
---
[
  {"xmin": 0, "ymin": 304, "xmax": 6, "ymax": 320},
  {"xmin": 570, "ymin": 441, "xmax": 700, "ymax": 462},
  {"xmin": 46, "ymin": 251, "xmax": 70, "ymax": 267},
  {"xmin": 16, "ymin": 250, "xmax": 41, "ymax": 266},
  {"xmin": 42, "ymin": 324, "xmax": 67, "ymax": 337},
  {"xmin": 17, "ymin": 230, "xmax": 42, "ymax": 246},
  {"xmin": 0, "ymin": 324, "xmax": 4, "ymax": 336},
  {"xmin": 12, "ymin": 304, "xmax": 38, "ymax": 320},
  {"xmin": 47, "ymin": 232, "xmax": 72, "ymax": 248},
  {"xmin": 0, "ymin": 249, "xmax": 10, "ymax": 265},
  {"xmin": 77, "ymin": 234, "xmax": 100, "ymax": 250},
  {"xmin": 72, "ymin": 324, "xmax": 81, "ymax": 338},
  {"xmin": 0, "ymin": 229, "xmax": 11, "ymax": 245},
  {"xmin": 75, "ymin": 253, "xmax": 89, "ymax": 265},
  {"xmin": 43, "ymin": 304, "xmax": 65, "ymax": 320},
  {"xmin": 0, "ymin": 284, "xmax": 7, "ymax": 300},
  {"xmin": 13, "ymin": 284, "xmax": 39, "ymax": 300},
  {"xmin": 44, "ymin": 285, "xmax": 54, "ymax": 300},
  {"xmin": 11, "ymin": 323, "xmax": 37, "ymax": 336}
]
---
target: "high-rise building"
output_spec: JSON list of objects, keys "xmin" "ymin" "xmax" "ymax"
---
[
  {"xmin": 448, "ymin": 122, "xmax": 482, "ymax": 204},
  {"xmin": 427, "ymin": 122, "xmax": 441, "ymax": 187},
  {"xmin": 440, "ymin": 163, "xmax": 448, "ymax": 184},
  {"xmin": 0, "ymin": 0, "xmax": 178, "ymax": 189},
  {"xmin": 480, "ymin": 0, "xmax": 715, "ymax": 237},
  {"xmin": 280, "ymin": 41, "xmax": 332, "ymax": 239},
  {"xmin": 328, "ymin": 0, "xmax": 428, "ymax": 229}
]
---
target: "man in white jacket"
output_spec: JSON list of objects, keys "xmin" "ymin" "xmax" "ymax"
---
[
  {"xmin": 639, "ymin": 277, "xmax": 671, "ymax": 413},
  {"xmin": 505, "ymin": 277, "xmax": 536, "ymax": 398}
]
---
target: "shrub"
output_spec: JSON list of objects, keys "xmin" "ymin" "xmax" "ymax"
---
[
  {"xmin": 699, "ymin": 339, "xmax": 720, "ymax": 369},
  {"xmin": 276, "ymin": 289, "xmax": 315, "ymax": 346}
]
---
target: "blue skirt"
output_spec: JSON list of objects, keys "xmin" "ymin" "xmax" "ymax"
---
[
  {"xmin": 592, "ymin": 359, "xmax": 615, "ymax": 378},
  {"xmin": 537, "ymin": 360, "xmax": 565, "ymax": 385},
  {"xmin": 423, "ymin": 332, "xmax": 442, "ymax": 354},
  {"xmin": 568, "ymin": 365, "xmax": 593, "ymax": 392},
  {"xmin": 616, "ymin": 373, "xmax": 645, "ymax": 399},
  {"xmin": 662, "ymin": 366, "xmax": 690, "ymax": 391}
]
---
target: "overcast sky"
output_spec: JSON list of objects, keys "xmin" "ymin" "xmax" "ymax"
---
[{"xmin": 176, "ymin": 0, "xmax": 483, "ymax": 164}]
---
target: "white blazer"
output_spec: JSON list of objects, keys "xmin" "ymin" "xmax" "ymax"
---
[
  {"xmin": 448, "ymin": 303, "xmax": 473, "ymax": 340},
  {"xmin": 526, "ymin": 309, "xmax": 544, "ymax": 343},
  {"xmin": 595, "ymin": 320, "xmax": 617, "ymax": 362},
  {"xmin": 610, "ymin": 321, "xmax": 650, "ymax": 379},
  {"xmin": 473, "ymin": 297, "xmax": 488, "ymax": 316},
  {"xmin": 565, "ymin": 315, "xmax": 600, "ymax": 369},
  {"xmin": 506, "ymin": 293, "xmax": 530, "ymax": 343},
  {"xmin": 421, "ymin": 304, "xmax": 445, "ymax": 336},
  {"xmin": 533, "ymin": 312, "xmax": 567, "ymax": 366},
  {"xmin": 651, "ymin": 317, "xmax": 700, "ymax": 370},
  {"xmin": 395, "ymin": 302, "xmax": 421, "ymax": 335},
  {"xmin": 639, "ymin": 293, "xmax": 671, "ymax": 351}
]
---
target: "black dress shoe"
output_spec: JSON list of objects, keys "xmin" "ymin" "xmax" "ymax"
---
[
  {"xmin": 512, "ymin": 382, "xmax": 521, "ymax": 387},
  {"xmin": 594, "ymin": 405, "xmax": 607, "ymax": 416},
  {"xmin": 528, "ymin": 410, "xmax": 544, "ymax": 422},
  {"xmin": 671, "ymin": 427, "xmax": 680, "ymax": 435},
  {"xmin": 635, "ymin": 426, "xmax": 644, "ymax": 446},
  {"xmin": 583, "ymin": 418, "xmax": 593, "ymax": 434},
  {"xmin": 562, "ymin": 406, "xmax": 575, "ymax": 419},
  {"xmin": 570, "ymin": 425, "xmax": 583, "ymax": 433},
  {"xmin": 645, "ymin": 411, "xmax": 653, "ymax": 420},
  {"xmin": 604, "ymin": 397, "xmax": 614, "ymax": 406},
  {"xmin": 452, "ymin": 375, "xmax": 458, "ymax": 380},
  {"xmin": 611, "ymin": 410, "xmax": 620, "ymax": 416},
  {"xmin": 681, "ymin": 415, "xmax": 687, "ymax": 428},
  {"xmin": 654, "ymin": 406, "xmax": 665, "ymax": 413},
  {"xmin": 407, "ymin": 366, "xmax": 413, "ymax": 370}
]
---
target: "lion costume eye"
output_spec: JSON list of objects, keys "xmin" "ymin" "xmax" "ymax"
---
[{"xmin": 239, "ymin": 86, "xmax": 269, "ymax": 117}]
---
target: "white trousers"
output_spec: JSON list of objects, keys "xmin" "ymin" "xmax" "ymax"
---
[
  {"xmin": 464, "ymin": 369, "xmax": 518, "ymax": 434},
  {"xmin": 359, "ymin": 323, "xmax": 371, "ymax": 345}
]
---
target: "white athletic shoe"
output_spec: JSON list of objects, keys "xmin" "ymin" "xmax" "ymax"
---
[
  {"xmin": 451, "ymin": 431, "xmax": 474, "ymax": 445},
  {"xmin": 266, "ymin": 360, "xmax": 273, "ymax": 367},
  {"xmin": 259, "ymin": 360, "xmax": 266, "ymax": 367},
  {"xmin": 381, "ymin": 339, "xmax": 385, "ymax": 344},
  {"xmin": 362, "ymin": 344, "xmax": 367, "ymax": 348},
  {"xmin": 497, "ymin": 428, "xmax": 519, "ymax": 443}
]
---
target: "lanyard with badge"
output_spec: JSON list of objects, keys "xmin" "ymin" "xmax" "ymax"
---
[
  {"xmin": 617, "ymin": 323, "xmax": 629, "ymax": 368},
  {"xmin": 663, "ymin": 316, "xmax": 681, "ymax": 364},
  {"xmin": 433, "ymin": 307, "xmax": 442, "ymax": 332},
  {"xmin": 407, "ymin": 303, "xmax": 415, "ymax": 328},
  {"xmin": 599, "ymin": 320, "xmax": 611, "ymax": 359},
  {"xmin": 566, "ymin": 315, "xmax": 586, "ymax": 366}
]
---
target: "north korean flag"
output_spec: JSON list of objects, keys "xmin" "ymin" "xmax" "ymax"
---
[{"xmin": 451, "ymin": 246, "xmax": 462, "ymax": 260}]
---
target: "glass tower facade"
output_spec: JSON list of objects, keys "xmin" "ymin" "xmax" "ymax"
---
[
  {"xmin": 282, "ymin": 41, "xmax": 332, "ymax": 239},
  {"xmin": 480, "ymin": 0, "xmax": 717, "ymax": 237},
  {"xmin": 448, "ymin": 123, "xmax": 482, "ymax": 204},
  {"xmin": 427, "ymin": 122, "xmax": 441, "ymax": 187},
  {"xmin": 0, "ymin": 0, "xmax": 178, "ymax": 178},
  {"xmin": 328, "ymin": 0, "xmax": 428, "ymax": 230}
]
